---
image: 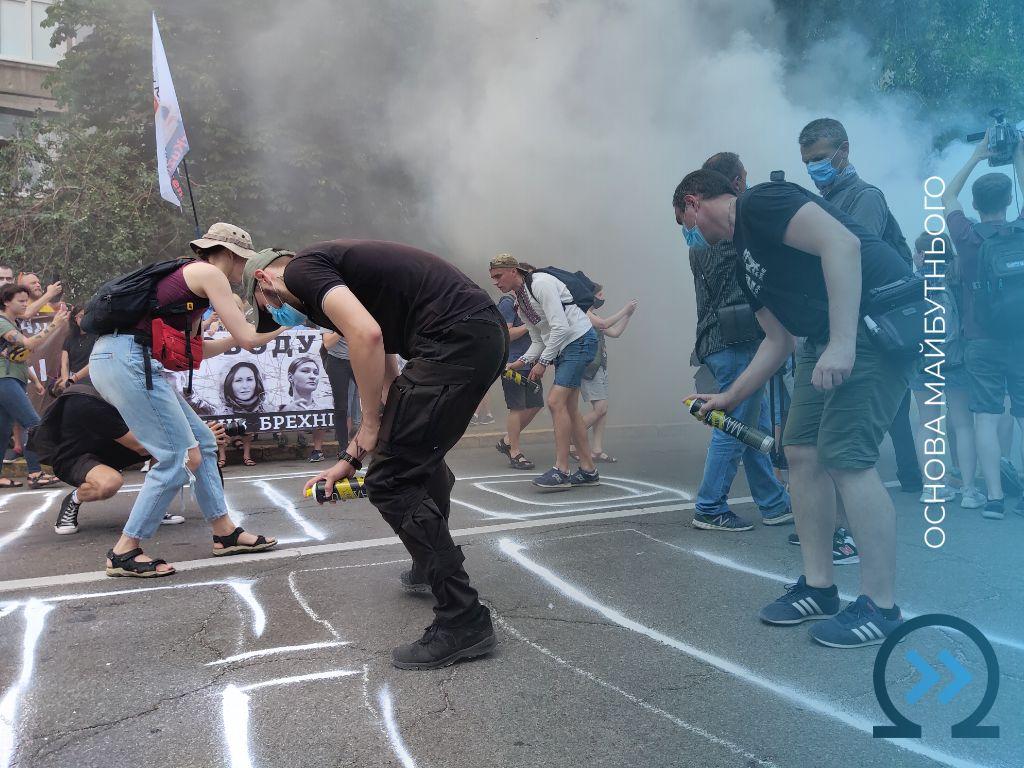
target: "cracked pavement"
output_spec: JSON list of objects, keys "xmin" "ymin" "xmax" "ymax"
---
[{"xmin": 0, "ymin": 430, "xmax": 1021, "ymax": 767}]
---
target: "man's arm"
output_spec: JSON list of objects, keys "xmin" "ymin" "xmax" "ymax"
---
[
  {"xmin": 783, "ymin": 201, "xmax": 862, "ymax": 391},
  {"xmin": 588, "ymin": 300, "xmax": 634, "ymax": 331},
  {"xmin": 68, "ymin": 363, "xmax": 89, "ymax": 384},
  {"xmin": 691, "ymin": 308, "xmax": 794, "ymax": 415},
  {"xmin": 942, "ymin": 133, "xmax": 991, "ymax": 216},
  {"xmin": 1, "ymin": 308, "xmax": 68, "ymax": 351},
  {"xmin": 507, "ymin": 323, "xmax": 529, "ymax": 341},
  {"xmin": 536, "ymin": 278, "xmax": 572, "ymax": 363},
  {"xmin": 24, "ymin": 282, "xmax": 62, "ymax": 319},
  {"xmin": 320, "ymin": 287, "xmax": 385, "ymax": 446},
  {"xmin": 598, "ymin": 301, "xmax": 638, "ymax": 338},
  {"xmin": 201, "ymin": 326, "xmax": 283, "ymax": 358}
]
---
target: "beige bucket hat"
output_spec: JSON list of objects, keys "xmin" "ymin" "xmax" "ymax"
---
[{"xmin": 189, "ymin": 222, "xmax": 257, "ymax": 260}]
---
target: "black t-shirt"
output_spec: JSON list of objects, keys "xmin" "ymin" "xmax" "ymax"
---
[
  {"xmin": 63, "ymin": 332, "xmax": 98, "ymax": 374},
  {"xmin": 54, "ymin": 394, "xmax": 138, "ymax": 470},
  {"xmin": 734, "ymin": 182, "xmax": 911, "ymax": 341},
  {"xmin": 282, "ymin": 240, "xmax": 493, "ymax": 359}
]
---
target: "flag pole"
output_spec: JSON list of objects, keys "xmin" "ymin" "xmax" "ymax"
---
[{"xmin": 181, "ymin": 158, "xmax": 201, "ymax": 237}]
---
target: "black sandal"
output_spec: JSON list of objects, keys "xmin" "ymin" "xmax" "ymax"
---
[
  {"xmin": 0, "ymin": 477, "xmax": 23, "ymax": 489},
  {"xmin": 212, "ymin": 527, "xmax": 277, "ymax": 557},
  {"xmin": 105, "ymin": 548, "xmax": 175, "ymax": 578},
  {"xmin": 509, "ymin": 453, "xmax": 535, "ymax": 470},
  {"xmin": 495, "ymin": 438, "xmax": 512, "ymax": 458}
]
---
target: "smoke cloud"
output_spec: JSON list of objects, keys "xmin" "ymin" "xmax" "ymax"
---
[{"xmin": 240, "ymin": 0, "xmax": 942, "ymax": 424}]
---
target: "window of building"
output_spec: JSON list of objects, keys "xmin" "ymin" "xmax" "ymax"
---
[{"xmin": 0, "ymin": 0, "xmax": 66, "ymax": 65}]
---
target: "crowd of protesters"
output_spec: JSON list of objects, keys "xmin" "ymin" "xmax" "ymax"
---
[{"xmin": 2, "ymin": 114, "xmax": 1022, "ymax": 664}]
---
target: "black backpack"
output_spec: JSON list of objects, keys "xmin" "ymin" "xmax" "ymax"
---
[
  {"xmin": 81, "ymin": 258, "xmax": 195, "ymax": 335},
  {"xmin": 530, "ymin": 267, "xmax": 599, "ymax": 312},
  {"xmin": 973, "ymin": 221, "xmax": 1024, "ymax": 337}
]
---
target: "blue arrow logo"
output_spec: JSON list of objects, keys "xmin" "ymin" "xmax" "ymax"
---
[{"xmin": 906, "ymin": 649, "xmax": 973, "ymax": 705}]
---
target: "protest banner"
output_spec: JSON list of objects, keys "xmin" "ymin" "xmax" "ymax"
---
[{"xmin": 170, "ymin": 328, "xmax": 336, "ymax": 433}]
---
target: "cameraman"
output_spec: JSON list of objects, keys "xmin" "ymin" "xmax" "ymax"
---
[
  {"xmin": 676, "ymin": 169, "xmax": 911, "ymax": 648},
  {"xmin": 941, "ymin": 130, "xmax": 1024, "ymax": 520},
  {"xmin": 687, "ymin": 152, "xmax": 792, "ymax": 532}
]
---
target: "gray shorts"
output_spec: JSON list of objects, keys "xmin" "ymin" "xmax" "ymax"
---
[{"xmin": 580, "ymin": 366, "xmax": 609, "ymax": 402}]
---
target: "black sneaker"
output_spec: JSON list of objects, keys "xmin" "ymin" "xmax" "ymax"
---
[
  {"xmin": 569, "ymin": 467, "xmax": 600, "ymax": 487},
  {"xmin": 759, "ymin": 576, "xmax": 840, "ymax": 625},
  {"xmin": 832, "ymin": 527, "xmax": 860, "ymax": 565},
  {"xmin": 1000, "ymin": 458, "xmax": 1021, "ymax": 496},
  {"xmin": 308, "ymin": 449, "xmax": 325, "ymax": 463},
  {"xmin": 788, "ymin": 532, "xmax": 800, "ymax": 545},
  {"xmin": 391, "ymin": 605, "xmax": 497, "ymax": 670},
  {"xmin": 399, "ymin": 564, "xmax": 431, "ymax": 594},
  {"xmin": 54, "ymin": 491, "xmax": 81, "ymax": 535},
  {"xmin": 982, "ymin": 498, "xmax": 1005, "ymax": 520},
  {"xmin": 691, "ymin": 511, "xmax": 753, "ymax": 532}
]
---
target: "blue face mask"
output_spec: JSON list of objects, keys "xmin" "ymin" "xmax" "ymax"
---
[
  {"xmin": 806, "ymin": 146, "xmax": 841, "ymax": 189},
  {"xmin": 682, "ymin": 222, "xmax": 710, "ymax": 250},
  {"xmin": 268, "ymin": 301, "xmax": 307, "ymax": 328}
]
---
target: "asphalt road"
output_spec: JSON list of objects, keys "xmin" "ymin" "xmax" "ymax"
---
[{"xmin": 0, "ymin": 425, "xmax": 1020, "ymax": 768}]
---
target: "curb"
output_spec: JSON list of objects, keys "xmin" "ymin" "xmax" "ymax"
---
[{"xmin": 2, "ymin": 422, "xmax": 687, "ymax": 478}]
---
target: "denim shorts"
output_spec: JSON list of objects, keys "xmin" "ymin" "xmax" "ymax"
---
[{"xmin": 552, "ymin": 329, "xmax": 598, "ymax": 389}]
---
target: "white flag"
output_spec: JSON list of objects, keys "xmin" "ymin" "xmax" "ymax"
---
[{"xmin": 152, "ymin": 13, "xmax": 190, "ymax": 207}]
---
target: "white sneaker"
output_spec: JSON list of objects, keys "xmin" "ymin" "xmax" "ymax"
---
[
  {"xmin": 960, "ymin": 487, "xmax": 986, "ymax": 509},
  {"xmin": 919, "ymin": 486, "xmax": 958, "ymax": 503},
  {"xmin": 161, "ymin": 513, "xmax": 185, "ymax": 525}
]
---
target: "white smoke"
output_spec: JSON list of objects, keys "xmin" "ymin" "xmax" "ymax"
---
[{"xmin": 245, "ymin": 0, "xmax": 943, "ymax": 424}]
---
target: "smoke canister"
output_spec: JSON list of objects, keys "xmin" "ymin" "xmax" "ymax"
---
[
  {"xmin": 305, "ymin": 477, "xmax": 368, "ymax": 503},
  {"xmin": 502, "ymin": 368, "xmax": 542, "ymax": 394},
  {"xmin": 684, "ymin": 397, "xmax": 775, "ymax": 455}
]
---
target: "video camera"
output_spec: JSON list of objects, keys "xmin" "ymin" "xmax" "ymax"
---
[{"xmin": 966, "ymin": 109, "xmax": 1022, "ymax": 167}]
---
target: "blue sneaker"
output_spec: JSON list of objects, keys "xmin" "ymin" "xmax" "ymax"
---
[
  {"xmin": 761, "ymin": 507, "xmax": 794, "ymax": 526},
  {"xmin": 759, "ymin": 576, "xmax": 840, "ymax": 625},
  {"xmin": 691, "ymin": 511, "xmax": 753, "ymax": 531},
  {"xmin": 569, "ymin": 467, "xmax": 600, "ymax": 486},
  {"xmin": 532, "ymin": 467, "xmax": 573, "ymax": 492},
  {"xmin": 809, "ymin": 595, "xmax": 903, "ymax": 648}
]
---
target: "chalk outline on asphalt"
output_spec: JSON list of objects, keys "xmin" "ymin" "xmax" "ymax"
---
[{"xmin": 499, "ymin": 536, "xmax": 1009, "ymax": 768}]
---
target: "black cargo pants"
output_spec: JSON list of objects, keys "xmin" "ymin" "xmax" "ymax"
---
[{"xmin": 365, "ymin": 306, "xmax": 508, "ymax": 627}]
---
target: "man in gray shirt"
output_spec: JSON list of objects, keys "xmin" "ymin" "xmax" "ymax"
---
[{"xmin": 795, "ymin": 118, "xmax": 923, "ymax": 557}]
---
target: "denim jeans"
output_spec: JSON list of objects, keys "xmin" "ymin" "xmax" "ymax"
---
[
  {"xmin": 0, "ymin": 377, "xmax": 42, "ymax": 473},
  {"xmin": 695, "ymin": 344, "xmax": 790, "ymax": 517},
  {"xmin": 89, "ymin": 334, "xmax": 228, "ymax": 539},
  {"xmin": 553, "ymin": 329, "xmax": 598, "ymax": 389}
]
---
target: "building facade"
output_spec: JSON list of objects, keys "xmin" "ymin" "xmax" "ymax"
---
[{"xmin": 0, "ymin": 0, "xmax": 68, "ymax": 138}]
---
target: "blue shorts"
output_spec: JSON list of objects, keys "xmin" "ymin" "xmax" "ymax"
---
[{"xmin": 553, "ymin": 329, "xmax": 598, "ymax": 389}]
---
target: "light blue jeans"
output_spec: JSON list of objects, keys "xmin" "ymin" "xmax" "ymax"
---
[
  {"xmin": 89, "ymin": 334, "xmax": 228, "ymax": 539},
  {"xmin": 0, "ymin": 377, "xmax": 42, "ymax": 473},
  {"xmin": 695, "ymin": 344, "xmax": 790, "ymax": 518}
]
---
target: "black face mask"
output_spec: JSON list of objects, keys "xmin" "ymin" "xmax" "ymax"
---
[{"xmin": 592, "ymin": 298, "xmax": 606, "ymax": 309}]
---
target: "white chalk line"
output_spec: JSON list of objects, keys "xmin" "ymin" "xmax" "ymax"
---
[
  {"xmin": 379, "ymin": 685, "xmax": 417, "ymax": 768},
  {"xmin": 227, "ymin": 581, "xmax": 266, "ymax": 638},
  {"xmin": 628, "ymin": 528, "xmax": 1024, "ymax": 656},
  {"xmin": 499, "ymin": 538, "xmax": 1005, "ymax": 768},
  {"xmin": 287, "ymin": 570, "xmax": 341, "ymax": 640},
  {"xmin": 0, "ymin": 501, "xmax": 696, "ymax": 594},
  {"xmin": 493, "ymin": 613, "xmax": 778, "ymax": 768},
  {"xmin": 206, "ymin": 641, "xmax": 349, "ymax": 667},
  {"xmin": 255, "ymin": 480, "xmax": 325, "ymax": 541},
  {"xmin": 222, "ymin": 671, "xmax": 361, "ymax": 768},
  {"xmin": 0, "ymin": 601, "xmax": 53, "ymax": 768},
  {"xmin": 0, "ymin": 491, "xmax": 61, "ymax": 553}
]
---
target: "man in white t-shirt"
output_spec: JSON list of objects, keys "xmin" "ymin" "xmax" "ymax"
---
[{"xmin": 489, "ymin": 254, "xmax": 600, "ymax": 490}]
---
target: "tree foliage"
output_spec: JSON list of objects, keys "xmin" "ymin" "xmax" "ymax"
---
[{"xmin": 1, "ymin": 0, "xmax": 1021, "ymax": 297}]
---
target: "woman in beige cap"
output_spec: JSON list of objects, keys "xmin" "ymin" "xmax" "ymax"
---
[{"xmin": 87, "ymin": 224, "xmax": 285, "ymax": 577}]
